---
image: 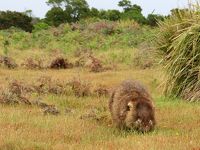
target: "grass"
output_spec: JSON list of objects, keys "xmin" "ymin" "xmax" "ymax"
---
[
  {"xmin": 0, "ymin": 19, "xmax": 199, "ymax": 149},
  {"xmin": 0, "ymin": 68, "xmax": 199, "ymax": 150}
]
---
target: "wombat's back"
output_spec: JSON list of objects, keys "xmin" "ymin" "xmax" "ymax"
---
[{"xmin": 109, "ymin": 80, "xmax": 153, "ymax": 128}]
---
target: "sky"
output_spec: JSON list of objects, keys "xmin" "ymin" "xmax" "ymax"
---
[{"xmin": 0, "ymin": 0, "xmax": 191, "ymax": 18}]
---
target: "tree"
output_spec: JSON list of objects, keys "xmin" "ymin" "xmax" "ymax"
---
[
  {"xmin": 89, "ymin": 7, "xmax": 99, "ymax": 18},
  {"xmin": 106, "ymin": 10, "xmax": 121, "ymax": 21},
  {"xmin": 118, "ymin": 0, "xmax": 132, "ymax": 11},
  {"xmin": 46, "ymin": 0, "xmax": 90, "ymax": 25},
  {"xmin": 118, "ymin": 0, "xmax": 146, "ymax": 24},
  {"xmin": 0, "ymin": 11, "xmax": 33, "ymax": 32},
  {"xmin": 147, "ymin": 14, "xmax": 164, "ymax": 26},
  {"xmin": 45, "ymin": 7, "xmax": 70, "ymax": 26}
]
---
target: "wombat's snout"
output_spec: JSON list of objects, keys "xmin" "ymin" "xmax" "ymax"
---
[{"xmin": 135, "ymin": 119, "xmax": 154, "ymax": 132}]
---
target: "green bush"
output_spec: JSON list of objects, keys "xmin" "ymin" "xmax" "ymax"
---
[
  {"xmin": 0, "ymin": 11, "xmax": 33, "ymax": 32},
  {"xmin": 156, "ymin": 5, "xmax": 200, "ymax": 101},
  {"xmin": 33, "ymin": 22, "xmax": 50, "ymax": 31}
]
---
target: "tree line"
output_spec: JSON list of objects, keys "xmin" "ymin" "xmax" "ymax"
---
[{"xmin": 0, "ymin": 0, "xmax": 165, "ymax": 32}]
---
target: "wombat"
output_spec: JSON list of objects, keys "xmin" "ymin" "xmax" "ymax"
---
[{"xmin": 109, "ymin": 80, "xmax": 156, "ymax": 132}]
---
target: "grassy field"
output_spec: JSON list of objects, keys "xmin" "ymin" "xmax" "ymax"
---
[
  {"xmin": 0, "ymin": 21, "xmax": 200, "ymax": 150},
  {"xmin": 0, "ymin": 67, "xmax": 200, "ymax": 150}
]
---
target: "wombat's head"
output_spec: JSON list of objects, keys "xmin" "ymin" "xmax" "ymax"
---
[{"xmin": 125, "ymin": 98, "xmax": 155, "ymax": 132}]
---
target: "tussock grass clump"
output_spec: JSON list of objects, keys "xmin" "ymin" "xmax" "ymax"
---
[
  {"xmin": 21, "ymin": 57, "xmax": 45, "ymax": 69},
  {"xmin": 0, "ymin": 55, "xmax": 17, "ymax": 69},
  {"xmin": 156, "ymin": 4, "xmax": 200, "ymax": 101},
  {"xmin": 68, "ymin": 77, "xmax": 91, "ymax": 97}
]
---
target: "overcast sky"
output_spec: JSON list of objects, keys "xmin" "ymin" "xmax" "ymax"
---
[{"xmin": 0, "ymin": 0, "xmax": 191, "ymax": 18}]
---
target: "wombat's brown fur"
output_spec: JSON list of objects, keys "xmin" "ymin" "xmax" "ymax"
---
[{"xmin": 109, "ymin": 80, "xmax": 156, "ymax": 132}]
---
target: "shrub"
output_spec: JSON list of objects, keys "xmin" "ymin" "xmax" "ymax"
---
[
  {"xmin": 0, "ymin": 11, "xmax": 33, "ymax": 32},
  {"xmin": 156, "ymin": 4, "xmax": 200, "ymax": 101},
  {"xmin": 33, "ymin": 22, "xmax": 50, "ymax": 31}
]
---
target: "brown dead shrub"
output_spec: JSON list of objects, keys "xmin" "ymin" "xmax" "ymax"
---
[
  {"xmin": 32, "ymin": 99, "xmax": 60, "ymax": 115},
  {"xmin": 74, "ymin": 56, "xmax": 86, "ymax": 67},
  {"xmin": 133, "ymin": 42, "xmax": 155, "ymax": 69},
  {"xmin": 8, "ymin": 76, "xmax": 68, "ymax": 96},
  {"xmin": 0, "ymin": 88, "xmax": 31, "ymax": 105},
  {"xmin": 8, "ymin": 80, "xmax": 34, "ymax": 96},
  {"xmin": 0, "ymin": 56, "xmax": 17, "ymax": 69},
  {"xmin": 73, "ymin": 48, "xmax": 92, "ymax": 58},
  {"xmin": 88, "ymin": 21, "xmax": 116, "ymax": 35},
  {"xmin": 43, "ymin": 105, "xmax": 60, "ymax": 115},
  {"xmin": 93, "ymin": 85, "xmax": 110, "ymax": 97},
  {"xmin": 87, "ymin": 55, "xmax": 103, "ymax": 72},
  {"xmin": 50, "ymin": 57, "xmax": 73, "ymax": 69},
  {"xmin": 33, "ymin": 76, "xmax": 68, "ymax": 95},
  {"xmin": 68, "ymin": 77, "xmax": 91, "ymax": 97},
  {"xmin": 21, "ymin": 57, "xmax": 45, "ymax": 69},
  {"xmin": 0, "ymin": 89, "xmax": 19, "ymax": 105},
  {"xmin": 80, "ymin": 55, "xmax": 104, "ymax": 72}
]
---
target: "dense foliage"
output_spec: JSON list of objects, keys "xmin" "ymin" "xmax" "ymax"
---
[
  {"xmin": 0, "ymin": 0, "xmax": 165, "ymax": 32},
  {"xmin": 156, "ymin": 7, "xmax": 200, "ymax": 101},
  {"xmin": 45, "ymin": 0, "xmax": 164, "ymax": 27},
  {"xmin": 0, "ymin": 11, "xmax": 33, "ymax": 32},
  {"xmin": 0, "ymin": 20, "xmax": 155, "ymax": 66}
]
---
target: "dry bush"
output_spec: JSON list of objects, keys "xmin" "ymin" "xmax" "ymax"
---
[
  {"xmin": 32, "ymin": 99, "xmax": 60, "ymax": 115},
  {"xmin": 0, "ymin": 89, "xmax": 19, "ymax": 104},
  {"xmin": 87, "ymin": 55, "xmax": 103, "ymax": 72},
  {"xmin": 88, "ymin": 21, "xmax": 116, "ymax": 35},
  {"xmin": 0, "ymin": 83, "xmax": 60, "ymax": 114},
  {"xmin": 33, "ymin": 76, "xmax": 68, "ymax": 95},
  {"xmin": 50, "ymin": 57, "xmax": 73, "ymax": 69},
  {"xmin": 0, "ymin": 88, "xmax": 31, "ymax": 105},
  {"xmin": 43, "ymin": 105, "xmax": 60, "ymax": 115},
  {"xmin": 71, "ymin": 23, "xmax": 81, "ymax": 31},
  {"xmin": 93, "ymin": 84, "xmax": 110, "ymax": 97},
  {"xmin": 21, "ymin": 57, "xmax": 45, "ymax": 69},
  {"xmin": 74, "ymin": 53, "xmax": 110, "ymax": 72},
  {"xmin": 73, "ymin": 48, "xmax": 92, "ymax": 58},
  {"xmin": 0, "ymin": 56, "xmax": 17, "ymax": 69},
  {"xmin": 133, "ymin": 43, "xmax": 155, "ymax": 69},
  {"xmin": 68, "ymin": 77, "xmax": 91, "ymax": 97},
  {"xmin": 0, "ymin": 80, "xmax": 61, "ymax": 114},
  {"xmin": 8, "ymin": 76, "xmax": 68, "ymax": 96},
  {"xmin": 74, "ymin": 56, "xmax": 86, "ymax": 67},
  {"xmin": 8, "ymin": 80, "xmax": 34, "ymax": 96}
]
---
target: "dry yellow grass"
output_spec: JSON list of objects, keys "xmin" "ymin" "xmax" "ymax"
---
[{"xmin": 0, "ymin": 68, "xmax": 199, "ymax": 150}]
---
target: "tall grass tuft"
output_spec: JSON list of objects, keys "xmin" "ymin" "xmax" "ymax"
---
[{"xmin": 156, "ymin": 3, "xmax": 200, "ymax": 101}]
